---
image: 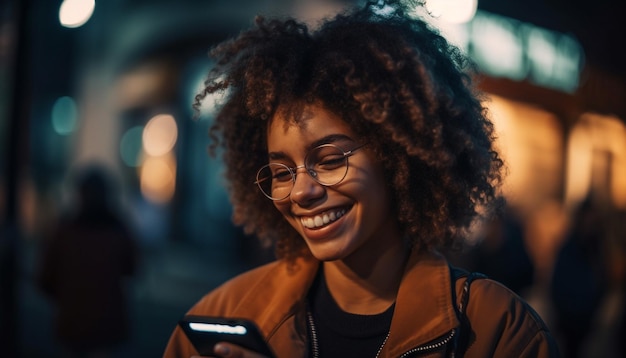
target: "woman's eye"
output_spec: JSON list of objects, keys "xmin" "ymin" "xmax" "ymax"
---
[
  {"xmin": 317, "ymin": 155, "xmax": 345, "ymax": 169},
  {"xmin": 272, "ymin": 169, "xmax": 293, "ymax": 181}
]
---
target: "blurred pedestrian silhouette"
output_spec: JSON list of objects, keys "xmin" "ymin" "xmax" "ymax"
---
[
  {"xmin": 449, "ymin": 205, "xmax": 535, "ymax": 296},
  {"xmin": 550, "ymin": 196, "xmax": 609, "ymax": 358},
  {"xmin": 37, "ymin": 165, "xmax": 138, "ymax": 358}
]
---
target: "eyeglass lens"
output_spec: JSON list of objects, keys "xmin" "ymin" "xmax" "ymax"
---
[{"xmin": 256, "ymin": 144, "xmax": 350, "ymax": 200}]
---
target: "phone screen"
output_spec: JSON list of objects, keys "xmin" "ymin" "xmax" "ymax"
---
[{"xmin": 178, "ymin": 315, "xmax": 276, "ymax": 357}]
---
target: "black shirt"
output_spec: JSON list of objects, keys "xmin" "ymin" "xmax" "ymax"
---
[{"xmin": 308, "ymin": 270, "xmax": 395, "ymax": 358}]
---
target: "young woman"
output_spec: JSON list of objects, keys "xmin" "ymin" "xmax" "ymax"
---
[{"xmin": 164, "ymin": 1, "xmax": 560, "ymax": 357}]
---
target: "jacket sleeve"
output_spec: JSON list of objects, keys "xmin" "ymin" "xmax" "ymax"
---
[
  {"xmin": 163, "ymin": 324, "xmax": 199, "ymax": 358},
  {"xmin": 162, "ymin": 281, "xmax": 243, "ymax": 358},
  {"xmin": 162, "ymin": 262, "xmax": 281, "ymax": 358},
  {"xmin": 462, "ymin": 279, "xmax": 561, "ymax": 358}
]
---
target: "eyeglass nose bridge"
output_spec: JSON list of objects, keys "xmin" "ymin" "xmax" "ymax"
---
[{"xmin": 290, "ymin": 164, "xmax": 319, "ymax": 181}]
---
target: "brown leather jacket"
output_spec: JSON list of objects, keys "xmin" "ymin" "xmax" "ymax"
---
[{"xmin": 164, "ymin": 250, "xmax": 560, "ymax": 357}]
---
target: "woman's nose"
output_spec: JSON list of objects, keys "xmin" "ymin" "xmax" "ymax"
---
[{"xmin": 290, "ymin": 167, "xmax": 325, "ymax": 205}]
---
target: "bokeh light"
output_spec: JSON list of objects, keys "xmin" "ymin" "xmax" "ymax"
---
[
  {"xmin": 191, "ymin": 71, "xmax": 229, "ymax": 119},
  {"xmin": 140, "ymin": 154, "xmax": 176, "ymax": 204},
  {"xmin": 425, "ymin": 0, "xmax": 477, "ymax": 24},
  {"xmin": 120, "ymin": 125, "xmax": 144, "ymax": 167},
  {"xmin": 59, "ymin": 0, "xmax": 96, "ymax": 28},
  {"xmin": 142, "ymin": 114, "xmax": 178, "ymax": 157},
  {"xmin": 471, "ymin": 13, "xmax": 526, "ymax": 80},
  {"xmin": 51, "ymin": 96, "xmax": 78, "ymax": 135}
]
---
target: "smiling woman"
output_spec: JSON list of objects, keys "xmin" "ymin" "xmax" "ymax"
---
[{"xmin": 163, "ymin": 1, "xmax": 560, "ymax": 357}]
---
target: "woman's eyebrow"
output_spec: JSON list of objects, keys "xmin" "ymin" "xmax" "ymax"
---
[
  {"xmin": 268, "ymin": 151, "xmax": 288, "ymax": 161},
  {"xmin": 305, "ymin": 134, "xmax": 355, "ymax": 151},
  {"xmin": 268, "ymin": 134, "xmax": 356, "ymax": 161}
]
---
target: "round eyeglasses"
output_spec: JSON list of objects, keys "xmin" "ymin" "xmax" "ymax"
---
[{"xmin": 254, "ymin": 143, "xmax": 367, "ymax": 201}]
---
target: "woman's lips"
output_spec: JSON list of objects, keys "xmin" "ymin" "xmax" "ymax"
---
[{"xmin": 300, "ymin": 207, "xmax": 347, "ymax": 229}]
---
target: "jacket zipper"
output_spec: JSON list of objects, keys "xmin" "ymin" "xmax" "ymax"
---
[
  {"xmin": 307, "ymin": 311, "xmax": 319, "ymax": 358},
  {"xmin": 398, "ymin": 329, "xmax": 456, "ymax": 357}
]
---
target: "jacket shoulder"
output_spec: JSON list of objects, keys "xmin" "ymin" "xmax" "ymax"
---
[
  {"xmin": 188, "ymin": 260, "xmax": 286, "ymax": 315},
  {"xmin": 461, "ymin": 278, "xmax": 560, "ymax": 357},
  {"xmin": 187, "ymin": 256, "xmax": 318, "ymax": 317}
]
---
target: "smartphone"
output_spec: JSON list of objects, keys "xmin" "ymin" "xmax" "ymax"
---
[{"xmin": 178, "ymin": 315, "xmax": 276, "ymax": 357}]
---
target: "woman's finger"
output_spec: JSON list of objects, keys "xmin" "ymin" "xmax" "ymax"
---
[{"xmin": 213, "ymin": 342, "xmax": 268, "ymax": 358}]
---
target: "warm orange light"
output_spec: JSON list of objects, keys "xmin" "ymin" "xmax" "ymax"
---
[
  {"xmin": 486, "ymin": 95, "xmax": 563, "ymax": 210},
  {"xmin": 140, "ymin": 154, "xmax": 176, "ymax": 204},
  {"xmin": 564, "ymin": 123, "xmax": 593, "ymax": 208},
  {"xmin": 565, "ymin": 113, "xmax": 626, "ymax": 209}
]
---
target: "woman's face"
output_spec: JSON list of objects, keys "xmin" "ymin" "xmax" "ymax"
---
[{"xmin": 266, "ymin": 104, "xmax": 400, "ymax": 262}]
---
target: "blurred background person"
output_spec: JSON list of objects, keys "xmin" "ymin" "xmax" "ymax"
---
[
  {"xmin": 37, "ymin": 164, "xmax": 138, "ymax": 358},
  {"xmin": 448, "ymin": 204, "xmax": 535, "ymax": 297},
  {"xmin": 549, "ymin": 196, "xmax": 609, "ymax": 358},
  {"xmin": 589, "ymin": 227, "xmax": 626, "ymax": 358}
]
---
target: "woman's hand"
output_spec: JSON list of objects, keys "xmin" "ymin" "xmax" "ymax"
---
[{"xmin": 191, "ymin": 342, "xmax": 270, "ymax": 358}]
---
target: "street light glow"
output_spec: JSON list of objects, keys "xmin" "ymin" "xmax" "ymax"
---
[{"xmin": 59, "ymin": 0, "xmax": 95, "ymax": 28}]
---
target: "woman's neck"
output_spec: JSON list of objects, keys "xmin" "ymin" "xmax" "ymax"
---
[{"xmin": 322, "ymin": 237, "xmax": 409, "ymax": 315}]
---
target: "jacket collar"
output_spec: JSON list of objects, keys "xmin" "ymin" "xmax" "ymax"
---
[
  {"xmin": 383, "ymin": 250, "xmax": 459, "ymax": 356},
  {"xmin": 229, "ymin": 250, "xmax": 458, "ymax": 355},
  {"xmin": 230, "ymin": 255, "xmax": 319, "ymax": 337}
]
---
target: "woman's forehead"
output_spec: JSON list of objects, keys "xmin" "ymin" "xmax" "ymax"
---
[{"xmin": 266, "ymin": 104, "xmax": 357, "ymax": 151}]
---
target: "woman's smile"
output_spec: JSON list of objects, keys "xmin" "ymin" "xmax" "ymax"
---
[{"xmin": 299, "ymin": 206, "xmax": 349, "ymax": 229}]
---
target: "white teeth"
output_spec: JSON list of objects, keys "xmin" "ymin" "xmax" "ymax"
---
[
  {"xmin": 314, "ymin": 216, "xmax": 323, "ymax": 227},
  {"xmin": 301, "ymin": 209, "xmax": 347, "ymax": 229}
]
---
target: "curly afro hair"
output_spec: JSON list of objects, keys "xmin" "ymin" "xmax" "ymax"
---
[{"xmin": 195, "ymin": 0, "xmax": 504, "ymax": 261}]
